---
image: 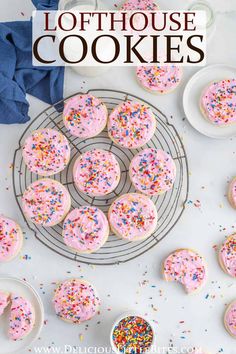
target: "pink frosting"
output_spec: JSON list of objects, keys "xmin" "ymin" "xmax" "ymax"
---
[
  {"xmin": 9, "ymin": 294, "xmax": 34, "ymax": 341},
  {"xmin": 109, "ymin": 193, "xmax": 158, "ymax": 241},
  {"xmin": 53, "ymin": 279, "xmax": 100, "ymax": 323},
  {"xmin": 136, "ymin": 65, "xmax": 182, "ymax": 93},
  {"xmin": 229, "ymin": 178, "xmax": 236, "ymax": 207},
  {"xmin": 130, "ymin": 148, "xmax": 176, "ymax": 195},
  {"xmin": 108, "ymin": 101, "xmax": 156, "ymax": 149},
  {"xmin": 225, "ymin": 300, "xmax": 236, "ymax": 337},
  {"xmin": 63, "ymin": 207, "xmax": 109, "ymax": 252},
  {"xmin": 0, "ymin": 216, "xmax": 22, "ymax": 262},
  {"xmin": 73, "ymin": 149, "xmax": 120, "ymax": 196},
  {"xmin": 0, "ymin": 291, "xmax": 9, "ymax": 316},
  {"xmin": 163, "ymin": 249, "xmax": 207, "ymax": 293},
  {"xmin": 219, "ymin": 234, "xmax": 236, "ymax": 278},
  {"xmin": 22, "ymin": 129, "xmax": 70, "ymax": 176},
  {"xmin": 201, "ymin": 79, "xmax": 236, "ymax": 125},
  {"xmin": 63, "ymin": 94, "xmax": 107, "ymax": 138},
  {"xmin": 121, "ymin": 0, "xmax": 159, "ymax": 10},
  {"xmin": 22, "ymin": 179, "xmax": 71, "ymax": 227}
]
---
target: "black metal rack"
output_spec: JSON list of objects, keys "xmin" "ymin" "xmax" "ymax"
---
[{"xmin": 12, "ymin": 89, "xmax": 189, "ymax": 265}]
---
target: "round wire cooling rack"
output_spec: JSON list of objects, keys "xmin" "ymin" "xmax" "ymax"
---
[{"xmin": 12, "ymin": 89, "xmax": 189, "ymax": 265}]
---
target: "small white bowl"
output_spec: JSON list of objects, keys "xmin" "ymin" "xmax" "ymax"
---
[{"xmin": 110, "ymin": 312, "xmax": 155, "ymax": 354}]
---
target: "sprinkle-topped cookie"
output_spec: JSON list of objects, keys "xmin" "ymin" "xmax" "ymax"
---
[
  {"xmin": 224, "ymin": 300, "xmax": 236, "ymax": 338},
  {"xmin": 53, "ymin": 279, "xmax": 100, "ymax": 324},
  {"xmin": 108, "ymin": 101, "xmax": 156, "ymax": 149},
  {"xmin": 0, "ymin": 290, "xmax": 10, "ymax": 316},
  {"xmin": 112, "ymin": 315, "xmax": 154, "ymax": 353},
  {"xmin": 63, "ymin": 94, "xmax": 108, "ymax": 138},
  {"xmin": 22, "ymin": 179, "xmax": 71, "ymax": 227},
  {"xmin": 9, "ymin": 294, "xmax": 35, "ymax": 341},
  {"xmin": 163, "ymin": 249, "xmax": 207, "ymax": 294},
  {"xmin": 22, "ymin": 129, "xmax": 70, "ymax": 176},
  {"xmin": 73, "ymin": 149, "xmax": 120, "ymax": 196},
  {"xmin": 63, "ymin": 207, "xmax": 109, "ymax": 253},
  {"xmin": 200, "ymin": 79, "xmax": 236, "ymax": 126},
  {"xmin": 0, "ymin": 216, "xmax": 23, "ymax": 262},
  {"xmin": 136, "ymin": 65, "xmax": 182, "ymax": 94},
  {"xmin": 108, "ymin": 193, "xmax": 158, "ymax": 241},
  {"xmin": 228, "ymin": 177, "xmax": 236, "ymax": 208},
  {"xmin": 129, "ymin": 148, "xmax": 176, "ymax": 195},
  {"xmin": 219, "ymin": 234, "xmax": 236, "ymax": 278},
  {"xmin": 121, "ymin": 0, "xmax": 159, "ymax": 10}
]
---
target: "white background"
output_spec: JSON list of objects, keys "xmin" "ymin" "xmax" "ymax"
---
[{"xmin": 0, "ymin": 0, "xmax": 236, "ymax": 353}]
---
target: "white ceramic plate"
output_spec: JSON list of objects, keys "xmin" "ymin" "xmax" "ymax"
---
[
  {"xmin": 183, "ymin": 64, "xmax": 236, "ymax": 139},
  {"xmin": 0, "ymin": 276, "xmax": 44, "ymax": 354}
]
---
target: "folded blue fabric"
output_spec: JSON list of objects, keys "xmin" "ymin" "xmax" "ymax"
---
[
  {"xmin": 32, "ymin": 0, "xmax": 59, "ymax": 10},
  {"xmin": 0, "ymin": 0, "xmax": 64, "ymax": 124}
]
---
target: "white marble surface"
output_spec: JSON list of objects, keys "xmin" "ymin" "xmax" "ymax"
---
[{"xmin": 1, "ymin": 0, "xmax": 236, "ymax": 353}]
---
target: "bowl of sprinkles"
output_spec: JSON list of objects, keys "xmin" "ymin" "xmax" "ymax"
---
[{"xmin": 110, "ymin": 313, "xmax": 155, "ymax": 354}]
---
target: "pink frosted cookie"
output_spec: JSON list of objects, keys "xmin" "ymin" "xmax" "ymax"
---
[
  {"xmin": 22, "ymin": 129, "xmax": 70, "ymax": 176},
  {"xmin": 0, "ymin": 290, "xmax": 10, "ymax": 316},
  {"xmin": 63, "ymin": 207, "xmax": 109, "ymax": 253},
  {"xmin": 219, "ymin": 234, "xmax": 236, "ymax": 278},
  {"xmin": 0, "ymin": 216, "xmax": 23, "ymax": 262},
  {"xmin": 63, "ymin": 94, "xmax": 108, "ymax": 138},
  {"xmin": 53, "ymin": 278, "xmax": 100, "ymax": 324},
  {"xmin": 136, "ymin": 65, "xmax": 182, "ymax": 94},
  {"xmin": 9, "ymin": 294, "xmax": 35, "ymax": 341},
  {"xmin": 224, "ymin": 300, "xmax": 236, "ymax": 338},
  {"xmin": 163, "ymin": 249, "xmax": 207, "ymax": 294},
  {"xmin": 22, "ymin": 179, "xmax": 71, "ymax": 227},
  {"xmin": 121, "ymin": 0, "xmax": 159, "ymax": 10},
  {"xmin": 73, "ymin": 149, "xmax": 120, "ymax": 197},
  {"xmin": 108, "ymin": 101, "xmax": 156, "ymax": 149},
  {"xmin": 228, "ymin": 177, "xmax": 236, "ymax": 208},
  {"xmin": 200, "ymin": 79, "xmax": 236, "ymax": 126},
  {"xmin": 108, "ymin": 193, "xmax": 158, "ymax": 241},
  {"xmin": 129, "ymin": 148, "xmax": 176, "ymax": 196}
]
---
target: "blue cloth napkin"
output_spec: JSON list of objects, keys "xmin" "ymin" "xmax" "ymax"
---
[
  {"xmin": 0, "ymin": 0, "xmax": 64, "ymax": 124},
  {"xmin": 32, "ymin": 0, "xmax": 59, "ymax": 10}
]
